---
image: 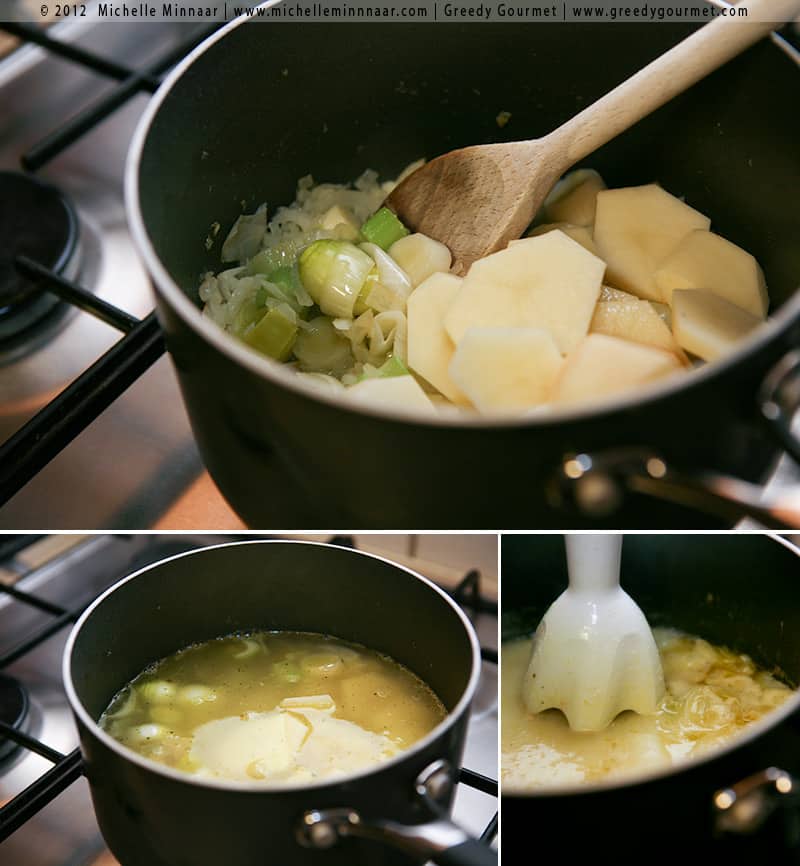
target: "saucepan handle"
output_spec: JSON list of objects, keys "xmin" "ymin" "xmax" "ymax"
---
[
  {"xmin": 713, "ymin": 767, "xmax": 800, "ymax": 838},
  {"xmin": 296, "ymin": 761, "xmax": 496, "ymax": 866},
  {"xmin": 296, "ymin": 807, "xmax": 496, "ymax": 866},
  {"xmin": 432, "ymin": 838, "xmax": 498, "ymax": 866},
  {"xmin": 551, "ymin": 348, "xmax": 800, "ymax": 528},
  {"xmin": 549, "ymin": 447, "xmax": 800, "ymax": 528},
  {"xmin": 759, "ymin": 349, "xmax": 800, "ymax": 465}
]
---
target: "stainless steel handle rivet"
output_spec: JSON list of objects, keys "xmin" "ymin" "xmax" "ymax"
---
[{"xmin": 297, "ymin": 808, "xmax": 360, "ymax": 848}]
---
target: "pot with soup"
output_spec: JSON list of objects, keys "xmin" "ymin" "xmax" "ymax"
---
[
  {"xmin": 501, "ymin": 533, "xmax": 800, "ymax": 860},
  {"xmin": 63, "ymin": 540, "xmax": 493, "ymax": 866},
  {"xmin": 127, "ymin": 17, "xmax": 800, "ymax": 529}
]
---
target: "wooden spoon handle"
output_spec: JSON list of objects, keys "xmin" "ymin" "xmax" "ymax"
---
[{"xmin": 545, "ymin": 0, "xmax": 800, "ymax": 169}]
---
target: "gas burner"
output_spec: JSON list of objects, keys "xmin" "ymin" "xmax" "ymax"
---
[
  {"xmin": 0, "ymin": 171, "xmax": 80, "ymax": 343},
  {"xmin": 0, "ymin": 673, "xmax": 30, "ymax": 765}
]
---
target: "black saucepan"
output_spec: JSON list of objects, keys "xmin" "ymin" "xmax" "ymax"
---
[
  {"xmin": 502, "ymin": 533, "xmax": 800, "ymax": 862},
  {"xmin": 127, "ymin": 17, "xmax": 800, "ymax": 529},
  {"xmin": 63, "ymin": 540, "xmax": 495, "ymax": 866}
]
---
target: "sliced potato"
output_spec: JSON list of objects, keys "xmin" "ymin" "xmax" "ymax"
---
[
  {"xmin": 345, "ymin": 374, "xmax": 435, "ymax": 412},
  {"xmin": 449, "ymin": 327, "xmax": 563, "ymax": 414},
  {"xmin": 599, "ymin": 285, "xmax": 636, "ymax": 303},
  {"xmin": 388, "ymin": 233, "xmax": 452, "ymax": 288},
  {"xmin": 445, "ymin": 231, "xmax": 605, "ymax": 354},
  {"xmin": 406, "ymin": 272, "xmax": 468, "ymax": 404},
  {"xmin": 654, "ymin": 230, "xmax": 768, "ymax": 318},
  {"xmin": 649, "ymin": 301, "xmax": 672, "ymax": 327},
  {"xmin": 591, "ymin": 296, "xmax": 681, "ymax": 355},
  {"xmin": 671, "ymin": 289, "xmax": 762, "ymax": 362},
  {"xmin": 525, "ymin": 222, "xmax": 599, "ymax": 256},
  {"xmin": 553, "ymin": 333, "xmax": 683, "ymax": 405},
  {"xmin": 593, "ymin": 185, "xmax": 710, "ymax": 302},
  {"xmin": 542, "ymin": 169, "xmax": 606, "ymax": 226}
]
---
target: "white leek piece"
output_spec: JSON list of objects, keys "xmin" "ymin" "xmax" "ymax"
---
[{"xmin": 298, "ymin": 240, "xmax": 374, "ymax": 318}]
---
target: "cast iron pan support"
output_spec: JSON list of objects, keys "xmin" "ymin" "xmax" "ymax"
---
[
  {"xmin": 296, "ymin": 760, "xmax": 496, "ymax": 866},
  {"xmin": 550, "ymin": 350, "xmax": 800, "ymax": 528}
]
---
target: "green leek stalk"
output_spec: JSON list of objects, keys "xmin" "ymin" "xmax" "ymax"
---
[
  {"xmin": 243, "ymin": 306, "xmax": 298, "ymax": 361},
  {"xmin": 360, "ymin": 207, "xmax": 410, "ymax": 250},
  {"xmin": 293, "ymin": 316, "xmax": 353, "ymax": 377}
]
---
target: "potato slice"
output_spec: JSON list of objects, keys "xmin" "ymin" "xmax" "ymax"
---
[
  {"xmin": 654, "ymin": 230, "xmax": 768, "ymax": 317},
  {"xmin": 445, "ymin": 231, "xmax": 605, "ymax": 355},
  {"xmin": 449, "ymin": 327, "xmax": 563, "ymax": 415},
  {"xmin": 671, "ymin": 289, "xmax": 762, "ymax": 361},
  {"xmin": 593, "ymin": 185, "xmax": 710, "ymax": 302},
  {"xmin": 591, "ymin": 296, "xmax": 681, "ymax": 355},
  {"xmin": 599, "ymin": 285, "xmax": 636, "ymax": 303},
  {"xmin": 542, "ymin": 169, "xmax": 606, "ymax": 226},
  {"xmin": 650, "ymin": 301, "xmax": 672, "ymax": 327},
  {"xmin": 406, "ymin": 273, "xmax": 468, "ymax": 404},
  {"xmin": 345, "ymin": 375, "xmax": 435, "ymax": 412},
  {"xmin": 388, "ymin": 233, "xmax": 452, "ymax": 288},
  {"xmin": 524, "ymin": 222, "xmax": 599, "ymax": 256},
  {"xmin": 553, "ymin": 333, "xmax": 683, "ymax": 405}
]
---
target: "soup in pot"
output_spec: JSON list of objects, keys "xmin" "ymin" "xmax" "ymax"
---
[
  {"xmin": 100, "ymin": 630, "xmax": 447, "ymax": 785},
  {"xmin": 502, "ymin": 628, "xmax": 793, "ymax": 790}
]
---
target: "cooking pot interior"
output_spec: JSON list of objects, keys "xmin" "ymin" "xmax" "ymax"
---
[
  {"xmin": 69, "ymin": 542, "xmax": 475, "ymax": 720},
  {"xmin": 139, "ymin": 22, "xmax": 800, "ymax": 313},
  {"xmin": 502, "ymin": 534, "xmax": 800, "ymax": 683}
]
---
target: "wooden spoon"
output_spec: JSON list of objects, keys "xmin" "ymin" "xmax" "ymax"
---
[{"xmin": 387, "ymin": 0, "xmax": 800, "ymax": 274}]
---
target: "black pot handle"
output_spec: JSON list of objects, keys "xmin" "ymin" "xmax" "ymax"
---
[
  {"xmin": 759, "ymin": 349, "xmax": 800, "ymax": 465},
  {"xmin": 549, "ymin": 446, "xmax": 800, "ymax": 528},
  {"xmin": 296, "ymin": 761, "xmax": 496, "ymax": 866},
  {"xmin": 714, "ymin": 767, "xmax": 800, "ymax": 836},
  {"xmin": 433, "ymin": 839, "xmax": 497, "ymax": 866}
]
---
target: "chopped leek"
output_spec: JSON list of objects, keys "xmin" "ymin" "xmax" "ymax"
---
[
  {"xmin": 300, "ymin": 653, "xmax": 344, "ymax": 676},
  {"xmin": 139, "ymin": 680, "xmax": 177, "ymax": 703},
  {"xmin": 293, "ymin": 316, "xmax": 354, "ymax": 377},
  {"xmin": 273, "ymin": 660, "xmax": 301, "ymax": 684},
  {"xmin": 178, "ymin": 685, "xmax": 218, "ymax": 706},
  {"xmin": 243, "ymin": 305, "xmax": 298, "ymax": 361},
  {"xmin": 377, "ymin": 356, "xmax": 409, "ymax": 377},
  {"xmin": 360, "ymin": 207, "xmax": 409, "ymax": 250},
  {"xmin": 360, "ymin": 356, "xmax": 409, "ymax": 381},
  {"xmin": 221, "ymin": 206, "xmax": 267, "ymax": 263},
  {"xmin": 150, "ymin": 706, "xmax": 183, "ymax": 726},
  {"xmin": 232, "ymin": 293, "xmax": 266, "ymax": 335},
  {"xmin": 319, "ymin": 205, "xmax": 360, "ymax": 241},
  {"xmin": 130, "ymin": 723, "xmax": 168, "ymax": 742},
  {"xmin": 233, "ymin": 637, "xmax": 264, "ymax": 660},
  {"xmin": 359, "ymin": 243, "xmax": 413, "ymax": 312},
  {"xmin": 268, "ymin": 265, "xmax": 303, "ymax": 298},
  {"xmin": 353, "ymin": 269, "xmax": 379, "ymax": 317},
  {"xmin": 298, "ymin": 240, "xmax": 374, "ymax": 318}
]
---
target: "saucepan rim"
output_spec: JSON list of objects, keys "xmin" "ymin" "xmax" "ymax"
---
[
  {"xmin": 124, "ymin": 8, "xmax": 800, "ymax": 431},
  {"xmin": 502, "ymin": 532, "xmax": 800, "ymax": 798},
  {"xmin": 63, "ymin": 538, "xmax": 483, "ymax": 793}
]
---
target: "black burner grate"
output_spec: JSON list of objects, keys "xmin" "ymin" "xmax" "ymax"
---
[
  {"xmin": 0, "ymin": 536, "xmax": 498, "ymax": 852},
  {"xmin": 0, "ymin": 22, "xmax": 219, "ymax": 509}
]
